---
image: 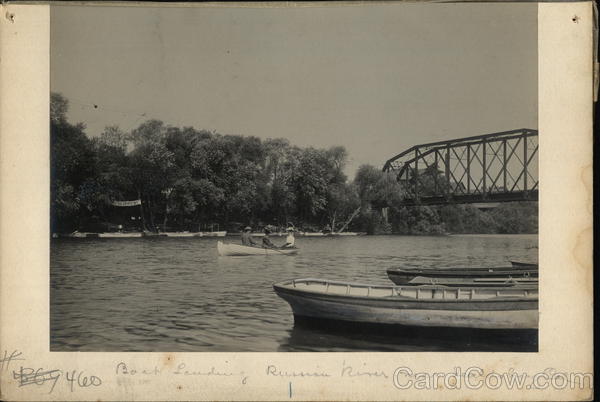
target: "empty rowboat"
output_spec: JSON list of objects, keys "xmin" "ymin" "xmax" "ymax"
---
[
  {"xmin": 387, "ymin": 266, "xmax": 538, "ymax": 285},
  {"xmin": 217, "ymin": 241, "xmax": 298, "ymax": 256},
  {"xmin": 510, "ymin": 260, "xmax": 538, "ymax": 268},
  {"xmin": 202, "ymin": 231, "xmax": 227, "ymax": 237},
  {"xmin": 164, "ymin": 232, "xmax": 202, "ymax": 237},
  {"xmin": 98, "ymin": 232, "xmax": 143, "ymax": 238},
  {"xmin": 273, "ymin": 278, "xmax": 538, "ymax": 330},
  {"xmin": 407, "ymin": 276, "xmax": 538, "ymax": 288}
]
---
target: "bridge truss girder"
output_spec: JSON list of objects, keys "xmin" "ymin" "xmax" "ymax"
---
[{"xmin": 382, "ymin": 129, "xmax": 539, "ymax": 206}]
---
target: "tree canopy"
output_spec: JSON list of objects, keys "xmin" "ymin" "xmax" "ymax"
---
[{"xmin": 50, "ymin": 92, "xmax": 537, "ymax": 235}]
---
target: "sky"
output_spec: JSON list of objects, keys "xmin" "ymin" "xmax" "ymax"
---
[{"xmin": 51, "ymin": 3, "xmax": 537, "ymax": 176}]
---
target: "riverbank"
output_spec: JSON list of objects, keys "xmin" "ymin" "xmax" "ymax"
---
[{"xmin": 53, "ymin": 231, "xmax": 370, "ymax": 238}]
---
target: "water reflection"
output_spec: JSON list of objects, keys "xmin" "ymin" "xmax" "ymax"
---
[{"xmin": 279, "ymin": 317, "xmax": 537, "ymax": 352}]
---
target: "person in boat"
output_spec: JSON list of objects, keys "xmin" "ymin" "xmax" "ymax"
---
[
  {"xmin": 262, "ymin": 227, "xmax": 278, "ymax": 249},
  {"xmin": 241, "ymin": 226, "xmax": 258, "ymax": 247},
  {"xmin": 281, "ymin": 227, "xmax": 296, "ymax": 248}
]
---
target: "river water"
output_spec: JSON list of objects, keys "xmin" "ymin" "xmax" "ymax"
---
[{"xmin": 50, "ymin": 234, "xmax": 538, "ymax": 352}]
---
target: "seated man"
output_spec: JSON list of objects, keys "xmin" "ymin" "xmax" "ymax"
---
[
  {"xmin": 241, "ymin": 226, "xmax": 258, "ymax": 246},
  {"xmin": 262, "ymin": 228, "xmax": 277, "ymax": 249}
]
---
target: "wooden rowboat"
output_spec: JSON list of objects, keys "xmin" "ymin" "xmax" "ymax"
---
[
  {"xmin": 407, "ymin": 276, "xmax": 538, "ymax": 288},
  {"xmin": 510, "ymin": 260, "xmax": 538, "ymax": 268},
  {"xmin": 202, "ymin": 231, "xmax": 227, "ymax": 237},
  {"xmin": 299, "ymin": 232, "xmax": 326, "ymax": 237},
  {"xmin": 163, "ymin": 232, "xmax": 202, "ymax": 237},
  {"xmin": 98, "ymin": 232, "xmax": 142, "ymax": 238},
  {"xmin": 217, "ymin": 241, "xmax": 298, "ymax": 256},
  {"xmin": 387, "ymin": 266, "xmax": 538, "ymax": 285},
  {"xmin": 273, "ymin": 278, "xmax": 538, "ymax": 330},
  {"xmin": 297, "ymin": 232, "xmax": 367, "ymax": 237},
  {"xmin": 328, "ymin": 232, "xmax": 367, "ymax": 236}
]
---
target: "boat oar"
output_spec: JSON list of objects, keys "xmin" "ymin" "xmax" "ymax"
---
[
  {"xmin": 261, "ymin": 244, "xmax": 282, "ymax": 254},
  {"xmin": 271, "ymin": 246, "xmax": 288, "ymax": 254},
  {"xmin": 263, "ymin": 244, "xmax": 295, "ymax": 255}
]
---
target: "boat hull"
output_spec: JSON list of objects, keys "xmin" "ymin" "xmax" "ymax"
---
[
  {"xmin": 510, "ymin": 261, "xmax": 538, "ymax": 268},
  {"xmin": 407, "ymin": 276, "xmax": 538, "ymax": 288},
  {"xmin": 274, "ymin": 279, "xmax": 538, "ymax": 330},
  {"xmin": 387, "ymin": 267, "xmax": 538, "ymax": 285},
  {"xmin": 163, "ymin": 232, "xmax": 201, "ymax": 237},
  {"xmin": 217, "ymin": 241, "xmax": 298, "ymax": 256},
  {"xmin": 202, "ymin": 231, "xmax": 227, "ymax": 237},
  {"xmin": 98, "ymin": 232, "xmax": 142, "ymax": 238},
  {"xmin": 298, "ymin": 232, "xmax": 366, "ymax": 237},
  {"xmin": 299, "ymin": 232, "xmax": 325, "ymax": 237}
]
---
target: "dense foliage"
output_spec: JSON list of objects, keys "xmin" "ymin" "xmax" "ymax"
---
[{"xmin": 50, "ymin": 93, "xmax": 537, "ymax": 234}]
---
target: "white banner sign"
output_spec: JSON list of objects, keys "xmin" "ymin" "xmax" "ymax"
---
[{"xmin": 111, "ymin": 199, "xmax": 141, "ymax": 207}]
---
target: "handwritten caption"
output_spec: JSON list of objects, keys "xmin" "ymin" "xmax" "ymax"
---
[
  {"xmin": 2, "ymin": 348, "xmax": 593, "ymax": 399},
  {"xmin": 3, "ymin": 348, "xmax": 390, "ymax": 394},
  {"xmin": 2, "ymin": 348, "xmax": 398, "ymax": 399},
  {"xmin": 1, "ymin": 349, "xmax": 102, "ymax": 394},
  {"xmin": 116, "ymin": 361, "xmax": 249, "ymax": 385},
  {"xmin": 114, "ymin": 360, "xmax": 387, "ymax": 384}
]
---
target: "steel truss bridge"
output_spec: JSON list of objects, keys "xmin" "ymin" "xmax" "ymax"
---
[{"xmin": 382, "ymin": 129, "xmax": 538, "ymax": 206}]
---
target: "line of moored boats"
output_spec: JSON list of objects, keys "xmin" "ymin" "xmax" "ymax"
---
[
  {"xmin": 54, "ymin": 231, "xmax": 228, "ymax": 238},
  {"xmin": 54, "ymin": 231, "xmax": 366, "ymax": 239},
  {"xmin": 214, "ymin": 239, "xmax": 539, "ymax": 330},
  {"xmin": 272, "ymin": 260, "xmax": 539, "ymax": 331}
]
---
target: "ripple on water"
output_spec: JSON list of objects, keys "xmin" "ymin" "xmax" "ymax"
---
[{"xmin": 51, "ymin": 235, "xmax": 538, "ymax": 351}]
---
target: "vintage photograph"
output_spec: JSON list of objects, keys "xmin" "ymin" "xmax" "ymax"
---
[{"xmin": 50, "ymin": 3, "xmax": 539, "ymax": 353}]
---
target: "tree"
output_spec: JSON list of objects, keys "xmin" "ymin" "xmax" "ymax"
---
[
  {"xmin": 325, "ymin": 146, "xmax": 348, "ymax": 184},
  {"xmin": 50, "ymin": 93, "xmax": 99, "ymax": 232},
  {"xmin": 490, "ymin": 202, "xmax": 538, "ymax": 233},
  {"xmin": 50, "ymin": 92, "xmax": 69, "ymax": 124},
  {"xmin": 436, "ymin": 204, "xmax": 497, "ymax": 234},
  {"xmin": 325, "ymin": 182, "xmax": 360, "ymax": 232},
  {"xmin": 127, "ymin": 120, "xmax": 176, "ymax": 230},
  {"xmin": 402, "ymin": 164, "xmax": 450, "ymax": 198},
  {"xmin": 289, "ymin": 148, "xmax": 329, "ymax": 222},
  {"xmin": 99, "ymin": 125, "xmax": 128, "ymax": 151},
  {"xmin": 354, "ymin": 164, "xmax": 403, "ymax": 207},
  {"xmin": 260, "ymin": 139, "xmax": 297, "ymax": 225}
]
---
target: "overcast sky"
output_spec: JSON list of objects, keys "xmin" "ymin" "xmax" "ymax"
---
[{"xmin": 51, "ymin": 3, "xmax": 537, "ymax": 176}]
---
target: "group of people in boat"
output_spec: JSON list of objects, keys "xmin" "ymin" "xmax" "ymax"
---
[{"xmin": 241, "ymin": 226, "xmax": 296, "ymax": 249}]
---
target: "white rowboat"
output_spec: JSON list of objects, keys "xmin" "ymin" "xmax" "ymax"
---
[
  {"xmin": 98, "ymin": 232, "xmax": 142, "ymax": 238},
  {"xmin": 217, "ymin": 241, "xmax": 298, "ymax": 256},
  {"xmin": 203, "ymin": 231, "xmax": 227, "ymax": 237},
  {"xmin": 162, "ymin": 232, "xmax": 201, "ymax": 237},
  {"xmin": 273, "ymin": 278, "xmax": 538, "ymax": 330}
]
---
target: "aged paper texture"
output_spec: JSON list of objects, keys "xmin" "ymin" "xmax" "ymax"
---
[{"xmin": 0, "ymin": 2, "xmax": 593, "ymax": 401}]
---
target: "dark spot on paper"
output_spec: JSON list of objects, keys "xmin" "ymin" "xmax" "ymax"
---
[
  {"xmin": 162, "ymin": 353, "xmax": 175, "ymax": 368},
  {"xmin": 5, "ymin": 12, "xmax": 15, "ymax": 23},
  {"xmin": 572, "ymin": 15, "xmax": 580, "ymax": 23}
]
